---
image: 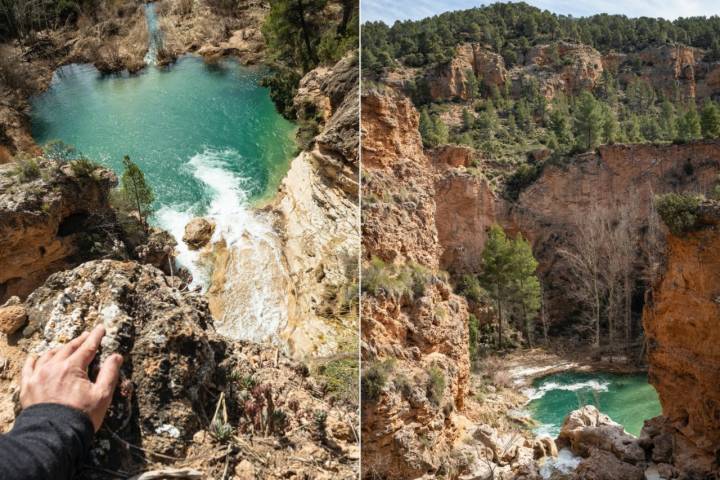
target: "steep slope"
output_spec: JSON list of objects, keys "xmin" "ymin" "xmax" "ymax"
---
[
  {"xmin": 361, "ymin": 88, "xmax": 471, "ymax": 478},
  {"xmin": 0, "ymin": 260, "xmax": 358, "ymax": 479},
  {"xmin": 361, "ymin": 89, "xmax": 551, "ymax": 480}
]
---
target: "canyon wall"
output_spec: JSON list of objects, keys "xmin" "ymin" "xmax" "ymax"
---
[
  {"xmin": 513, "ymin": 142, "xmax": 720, "ymax": 325},
  {"xmin": 426, "ymin": 41, "xmax": 720, "ymax": 103},
  {"xmin": 642, "ymin": 202, "xmax": 720, "ymax": 475},
  {"xmin": 361, "ymin": 89, "xmax": 472, "ymax": 478},
  {"xmin": 270, "ymin": 53, "xmax": 360, "ymax": 358}
]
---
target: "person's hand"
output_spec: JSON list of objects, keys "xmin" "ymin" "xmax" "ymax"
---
[{"xmin": 19, "ymin": 324, "xmax": 124, "ymax": 432}]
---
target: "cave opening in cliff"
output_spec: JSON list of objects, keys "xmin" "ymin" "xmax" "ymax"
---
[{"xmin": 57, "ymin": 212, "xmax": 91, "ymax": 237}]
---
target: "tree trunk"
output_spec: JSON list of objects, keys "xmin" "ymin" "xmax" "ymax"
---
[
  {"xmin": 624, "ymin": 272, "xmax": 632, "ymax": 350},
  {"xmin": 496, "ymin": 284, "xmax": 503, "ymax": 349},
  {"xmin": 296, "ymin": 0, "xmax": 317, "ymax": 72}
]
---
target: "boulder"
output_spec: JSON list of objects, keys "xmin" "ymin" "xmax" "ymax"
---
[
  {"xmin": 182, "ymin": 217, "xmax": 215, "ymax": 250},
  {"xmin": 558, "ymin": 406, "xmax": 645, "ymax": 464},
  {"xmin": 0, "ymin": 297, "xmax": 26, "ymax": 335},
  {"xmin": 573, "ymin": 449, "xmax": 644, "ymax": 480}
]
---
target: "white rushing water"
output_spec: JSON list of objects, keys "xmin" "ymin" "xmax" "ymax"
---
[
  {"xmin": 156, "ymin": 148, "xmax": 291, "ymax": 344},
  {"xmin": 523, "ymin": 379, "xmax": 610, "ymax": 402},
  {"xmin": 539, "ymin": 448, "xmax": 582, "ymax": 479},
  {"xmin": 143, "ymin": 3, "xmax": 161, "ymax": 65}
]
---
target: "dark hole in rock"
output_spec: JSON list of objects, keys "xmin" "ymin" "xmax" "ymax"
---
[{"xmin": 57, "ymin": 212, "xmax": 90, "ymax": 237}]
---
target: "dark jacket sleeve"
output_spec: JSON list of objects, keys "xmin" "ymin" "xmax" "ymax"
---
[{"xmin": 0, "ymin": 403, "xmax": 95, "ymax": 480}]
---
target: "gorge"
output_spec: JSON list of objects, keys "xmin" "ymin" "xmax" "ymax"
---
[
  {"xmin": 360, "ymin": 3, "xmax": 720, "ymax": 473},
  {"xmin": 0, "ymin": 0, "xmax": 359, "ymax": 477}
]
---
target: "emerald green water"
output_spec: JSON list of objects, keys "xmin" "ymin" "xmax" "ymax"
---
[
  {"xmin": 527, "ymin": 371, "xmax": 661, "ymax": 437},
  {"xmin": 28, "ymin": 4, "xmax": 299, "ymax": 343},
  {"xmin": 30, "ymin": 56, "xmax": 296, "ymax": 209}
]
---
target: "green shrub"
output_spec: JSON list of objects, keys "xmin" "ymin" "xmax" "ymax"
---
[
  {"xmin": 505, "ymin": 162, "xmax": 542, "ymax": 201},
  {"xmin": 69, "ymin": 157, "xmax": 99, "ymax": 177},
  {"xmin": 261, "ymin": 68, "xmax": 302, "ymax": 119},
  {"xmin": 426, "ymin": 366, "xmax": 446, "ymax": 405},
  {"xmin": 13, "ymin": 156, "xmax": 40, "ymax": 182},
  {"xmin": 468, "ymin": 314, "xmax": 480, "ymax": 364},
  {"xmin": 362, "ymin": 257, "xmax": 434, "ymax": 299},
  {"xmin": 458, "ymin": 274, "xmax": 489, "ymax": 303},
  {"xmin": 655, "ymin": 193, "xmax": 703, "ymax": 235},
  {"xmin": 43, "ymin": 140, "xmax": 78, "ymax": 163},
  {"xmin": 361, "ymin": 359, "xmax": 395, "ymax": 403},
  {"xmin": 316, "ymin": 356, "xmax": 358, "ymax": 406}
]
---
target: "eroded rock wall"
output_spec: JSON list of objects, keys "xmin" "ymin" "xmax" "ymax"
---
[
  {"xmin": 512, "ymin": 142, "xmax": 720, "ymax": 324},
  {"xmin": 0, "ymin": 160, "xmax": 117, "ymax": 302},
  {"xmin": 270, "ymin": 53, "xmax": 360, "ymax": 358},
  {"xmin": 361, "ymin": 89, "xmax": 474, "ymax": 478},
  {"xmin": 642, "ymin": 202, "xmax": 720, "ymax": 475}
]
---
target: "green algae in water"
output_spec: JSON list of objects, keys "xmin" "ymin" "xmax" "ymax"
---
[
  {"xmin": 527, "ymin": 371, "xmax": 661, "ymax": 437},
  {"xmin": 30, "ymin": 56, "xmax": 297, "ymax": 210}
]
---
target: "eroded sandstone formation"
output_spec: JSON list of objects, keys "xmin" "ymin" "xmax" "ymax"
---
[
  {"xmin": 642, "ymin": 201, "xmax": 720, "ymax": 476},
  {"xmin": 0, "ymin": 159, "xmax": 118, "ymax": 302}
]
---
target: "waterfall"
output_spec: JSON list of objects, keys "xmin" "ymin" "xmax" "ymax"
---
[
  {"xmin": 143, "ymin": 3, "xmax": 162, "ymax": 65},
  {"xmin": 155, "ymin": 148, "xmax": 292, "ymax": 346}
]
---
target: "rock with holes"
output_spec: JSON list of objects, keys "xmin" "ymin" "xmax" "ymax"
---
[
  {"xmin": 22, "ymin": 260, "xmax": 216, "ymax": 477},
  {"xmin": 0, "ymin": 158, "xmax": 117, "ymax": 303}
]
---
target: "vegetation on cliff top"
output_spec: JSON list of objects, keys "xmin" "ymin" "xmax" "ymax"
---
[
  {"xmin": 262, "ymin": 0, "xmax": 358, "ymax": 118},
  {"xmin": 363, "ymin": 2, "xmax": 720, "ymax": 72}
]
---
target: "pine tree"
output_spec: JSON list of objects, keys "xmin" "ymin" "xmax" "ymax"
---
[
  {"xmin": 121, "ymin": 155, "xmax": 155, "ymax": 230},
  {"xmin": 659, "ymin": 100, "xmax": 677, "ymax": 140},
  {"xmin": 602, "ymin": 105, "xmax": 619, "ymax": 145},
  {"xmin": 465, "ymin": 69, "xmax": 480, "ymax": 101},
  {"xmin": 700, "ymin": 100, "xmax": 720, "ymax": 139},
  {"xmin": 677, "ymin": 106, "xmax": 702, "ymax": 143},
  {"xmin": 573, "ymin": 91, "xmax": 604, "ymax": 151},
  {"xmin": 479, "ymin": 225, "xmax": 512, "ymax": 349},
  {"xmin": 262, "ymin": 0, "xmax": 327, "ymax": 73},
  {"xmin": 479, "ymin": 225, "xmax": 541, "ymax": 349},
  {"xmin": 625, "ymin": 114, "xmax": 643, "ymax": 143},
  {"xmin": 462, "ymin": 107, "xmax": 473, "ymax": 131},
  {"xmin": 548, "ymin": 107, "xmax": 573, "ymax": 149},
  {"xmin": 508, "ymin": 235, "xmax": 541, "ymax": 347}
]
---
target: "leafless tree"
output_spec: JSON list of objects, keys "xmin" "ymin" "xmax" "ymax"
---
[{"xmin": 559, "ymin": 206, "xmax": 611, "ymax": 347}]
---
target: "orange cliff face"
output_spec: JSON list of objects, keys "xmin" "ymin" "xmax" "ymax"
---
[
  {"xmin": 511, "ymin": 142, "xmax": 720, "ymax": 325},
  {"xmin": 642, "ymin": 203, "xmax": 720, "ymax": 475},
  {"xmin": 361, "ymin": 89, "xmax": 471, "ymax": 479}
]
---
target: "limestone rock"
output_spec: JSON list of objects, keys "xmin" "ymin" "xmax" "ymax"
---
[
  {"xmin": 558, "ymin": 406, "xmax": 645, "ymax": 464},
  {"xmin": 514, "ymin": 141, "xmax": 720, "ymax": 328},
  {"xmin": 0, "ymin": 158, "xmax": 118, "ymax": 303},
  {"xmin": 573, "ymin": 449, "xmax": 644, "ymax": 480},
  {"xmin": 182, "ymin": 217, "xmax": 215, "ymax": 250},
  {"xmin": 642, "ymin": 203, "xmax": 720, "ymax": 476},
  {"xmin": 361, "ymin": 89, "xmax": 471, "ymax": 479},
  {"xmin": 426, "ymin": 43, "xmax": 507, "ymax": 101},
  {"xmin": 13, "ymin": 259, "xmax": 358, "ymax": 479},
  {"xmin": 0, "ymin": 297, "xmax": 26, "ymax": 335}
]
